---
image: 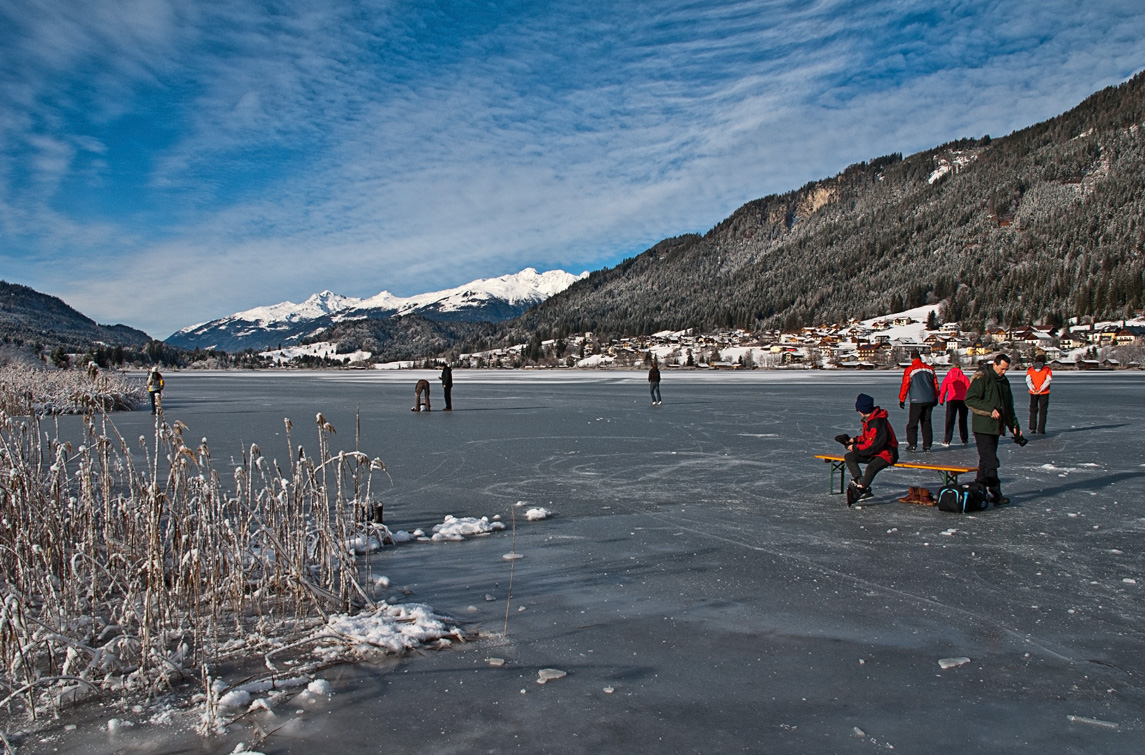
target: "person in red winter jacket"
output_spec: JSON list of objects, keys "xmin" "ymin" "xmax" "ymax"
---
[
  {"xmin": 841, "ymin": 393, "xmax": 899, "ymax": 506},
  {"xmin": 939, "ymin": 365, "xmax": 970, "ymax": 445}
]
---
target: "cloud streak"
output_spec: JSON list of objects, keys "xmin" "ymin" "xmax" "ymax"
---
[{"xmin": 1, "ymin": 0, "xmax": 1143, "ymax": 336}]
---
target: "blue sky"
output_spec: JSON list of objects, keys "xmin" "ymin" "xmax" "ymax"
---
[{"xmin": 1, "ymin": 0, "xmax": 1143, "ymax": 338}]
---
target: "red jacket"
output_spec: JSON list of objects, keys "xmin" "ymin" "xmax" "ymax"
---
[
  {"xmin": 939, "ymin": 367, "xmax": 969, "ymax": 403},
  {"xmin": 853, "ymin": 407, "xmax": 899, "ymax": 464}
]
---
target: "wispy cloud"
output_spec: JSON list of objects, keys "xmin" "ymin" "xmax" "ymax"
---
[{"xmin": 1, "ymin": 0, "xmax": 1143, "ymax": 336}]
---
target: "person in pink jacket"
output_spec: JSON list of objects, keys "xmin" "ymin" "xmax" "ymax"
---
[{"xmin": 939, "ymin": 365, "xmax": 970, "ymax": 445}]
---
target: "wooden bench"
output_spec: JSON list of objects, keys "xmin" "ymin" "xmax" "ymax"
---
[{"xmin": 813, "ymin": 454, "xmax": 977, "ymax": 495}]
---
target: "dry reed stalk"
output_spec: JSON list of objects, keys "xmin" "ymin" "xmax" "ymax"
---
[{"xmin": 0, "ymin": 400, "xmax": 388, "ymax": 727}]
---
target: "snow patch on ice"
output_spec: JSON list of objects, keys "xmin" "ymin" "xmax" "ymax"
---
[
  {"xmin": 307, "ymin": 679, "xmax": 332, "ymax": 696},
  {"xmin": 216, "ymin": 689, "xmax": 252, "ymax": 710},
  {"xmin": 320, "ymin": 603, "xmax": 459, "ymax": 655},
  {"xmin": 431, "ymin": 515, "xmax": 506, "ymax": 541}
]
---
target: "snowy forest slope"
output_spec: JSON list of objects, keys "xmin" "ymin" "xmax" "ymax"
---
[
  {"xmin": 493, "ymin": 71, "xmax": 1145, "ymax": 345},
  {"xmin": 0, "ymin": 281, "xmax": 152, "ymax": 352}
]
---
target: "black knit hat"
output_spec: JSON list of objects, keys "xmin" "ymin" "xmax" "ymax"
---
[{"xmin": 855, "ymin": 393, "xmax": 875, "ymax": 413}]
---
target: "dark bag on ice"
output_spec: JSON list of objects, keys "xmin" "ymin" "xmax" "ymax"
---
[{"xmin": 936, "ymin": 482, "xmax": 990, "ymax": 513}]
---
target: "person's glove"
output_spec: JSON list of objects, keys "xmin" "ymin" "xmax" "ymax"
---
[
  {"xmin": 899, "ymin": 401, "xmax": 905, "ymax": 409},
  {"xmin": 834, "ymin": 434, "xmax": 851, "ymax": 445}
]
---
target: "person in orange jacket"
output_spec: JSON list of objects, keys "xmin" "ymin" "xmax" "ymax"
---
[
  {"xmin": 1025, "ymin": 355, "xmax": 1053, "ymax": 434},
  {"xmin": 898, "ymin": 350, "xmax": 940, "ymax": 452}
]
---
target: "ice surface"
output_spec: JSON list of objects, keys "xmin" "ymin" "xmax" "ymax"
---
[{"xmin": 23, "ymin": 369, "xmax": 1145, "ymax": 754}]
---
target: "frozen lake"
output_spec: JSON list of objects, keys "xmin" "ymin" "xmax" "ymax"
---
[{"xmin": 26, "ymin": 369, "xmax": 1145, "ymax": 753}]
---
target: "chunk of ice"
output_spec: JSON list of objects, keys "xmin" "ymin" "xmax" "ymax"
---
[{"xmin": 537, "ymin": 668, "xmax": 567, "ymax": 684}]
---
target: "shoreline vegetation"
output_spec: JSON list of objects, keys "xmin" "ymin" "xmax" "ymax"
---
[
  {"xmin": 0, "ymin": 370, "xmax": 463, "ymax": 748},
  {"xmin": 0, "ymin": 365, "xmax": 145, "ymax": 415}
]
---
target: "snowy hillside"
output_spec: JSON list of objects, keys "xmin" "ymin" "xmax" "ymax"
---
[
  {"xmin": 166, "ymin": 268, "xmax": 587, "ymax": 352},
  {"xmin": 347, "ymin": 268, "xmax": 586, "ymax": 318}
]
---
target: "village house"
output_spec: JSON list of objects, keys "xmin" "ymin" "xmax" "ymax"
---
[
  {"xmin": 985, "ymin": 327, "xmax": 1008, "ymax": 344},
  {"xmin": 1057, "ymin": 331, "xmax": 1085, "ymax": 350},
  {"xmin": 1114, "ymin": 329, "xmax": 1139, "ymax": 346}
]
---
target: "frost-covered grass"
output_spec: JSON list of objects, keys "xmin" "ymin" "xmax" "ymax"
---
[
  {"xmin": 0, "ymin": 405, "xmax": 450, "ymax": 736},
  {"xmin": 0, "ymin": 364, "xmax": 145, "ymax": 415}
]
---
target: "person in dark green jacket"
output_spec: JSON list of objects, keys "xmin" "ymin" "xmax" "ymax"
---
[{"xmin": 964, "ymin": 353, "xmax": 1025, "ymax": 504}]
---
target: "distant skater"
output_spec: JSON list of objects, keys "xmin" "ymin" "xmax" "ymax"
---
[
  {"xmin": 939, "ymin": 365, "xmax": 970, "ymax": 446},
  {"xmin": 440, "ymin": 363, "xmax": 453, "ymax": 411},
  {"xmin": 648, "ymin": 360, "xmax": 662, "ymax": 405},
  {"xmin": 147, "ymin": 367, "xmax": 164, "ymax": 415},
  {"xmin": 413, "ymin": 379, "xmax": 431, "ymax": 411}
]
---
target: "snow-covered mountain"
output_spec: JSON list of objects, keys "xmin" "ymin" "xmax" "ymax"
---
[{"xmin": 166, "ymin": 268, "xmax": 587, "ymax": 352}]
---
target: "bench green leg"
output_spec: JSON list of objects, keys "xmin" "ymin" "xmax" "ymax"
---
[
  {"xmin": 940, "ymin": 471, "xmax": 960, "ymax": 487},
  {"xmin": 827, "ymin": 459, "xmax": 846, "ymax": 494}
]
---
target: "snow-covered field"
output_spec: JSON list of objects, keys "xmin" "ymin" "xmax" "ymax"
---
[{"xmin": 15, "ymin": 369, "xmax": 1145, "ymax": 754}]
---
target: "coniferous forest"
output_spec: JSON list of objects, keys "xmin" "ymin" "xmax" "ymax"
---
[{"xmin": 486, "ymin": 72, "xmax": 1145, "ymax": 348}]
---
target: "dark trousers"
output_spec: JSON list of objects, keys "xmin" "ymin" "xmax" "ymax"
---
[
  {"xmin": 844, "ymin": 452, "xmax": 892, "ymax": 489},
  {"xmin": 973, "ymin": 432, "xmax": 1001, "ymax": 493},
  {"xmin": 906, "ymin": 402, "xmax": 936, "ymax": 449},
  {"xmin": 1028, "ymin": 393, "xmax": 1049, "ymax": 434},
  {"xmin": 943, "ymin": 400, "xmax": 968, "ymax": 444},
  {"xmin": 650, "ymin": 381, "xmax": 661, "ymax": 403},
  {"xmin": 443, "ymin": 385, "xmax": 452, "ymax": 410}
]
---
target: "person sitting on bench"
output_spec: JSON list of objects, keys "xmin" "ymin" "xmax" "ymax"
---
[{"xmin": 837, "ymin": 393, "xmax": 899, "ymax": 506}]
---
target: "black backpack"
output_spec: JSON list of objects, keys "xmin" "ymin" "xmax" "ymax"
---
[{"xmin": 936, "ymin": 482, "xmax": 990, "ymax": 513}]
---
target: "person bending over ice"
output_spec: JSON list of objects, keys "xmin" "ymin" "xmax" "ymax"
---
[
  {"xmin": 836, "ymin": 393, "xmax": 899, "ymax": 507},
  {"xmin": 413, "ymin": 379, "xmax": 431, "ymax": 411}
]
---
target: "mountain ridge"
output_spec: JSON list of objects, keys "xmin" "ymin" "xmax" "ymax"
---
[
  {"xmin": 487, "ymin": 71, "xmax": 1145, "ymax": 349},
  {"xmin": 166, "ymin": 267, "xmax": 587, "ymax": 352}
]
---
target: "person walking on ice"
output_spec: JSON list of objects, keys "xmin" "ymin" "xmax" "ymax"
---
[
  {"xmin": 648, "ymin": 359, "xmax": 662, "ymax": 405},
  {"xmin": 939, "ymin": 364, "xmax": 970, "ymax": 446},
  {"xmin": 147, "ymin": 367, "xmax": 164, "ymax": 415},
  {"xmin": 413, "ymin": 379, "xmax": 431, "ymax": 411},
  {"xmin": 839, "ymin": 393, "xmax": 899, "ymax": 507},
  {"xmin": 898, "ymin": 349, "xmax": 939, "ymax": 452},
  {"xmin": 965, "ymin": 353, "xmax": 1026, "ymax": 505}
]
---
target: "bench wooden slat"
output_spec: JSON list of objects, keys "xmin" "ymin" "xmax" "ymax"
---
[
  {"xmin": 813, "ymin": 455, "xmax": 975, "ymax": 474},
  {"xmin": 814, "ymin": 454, "xmax": 977, "ymax": 496}
]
